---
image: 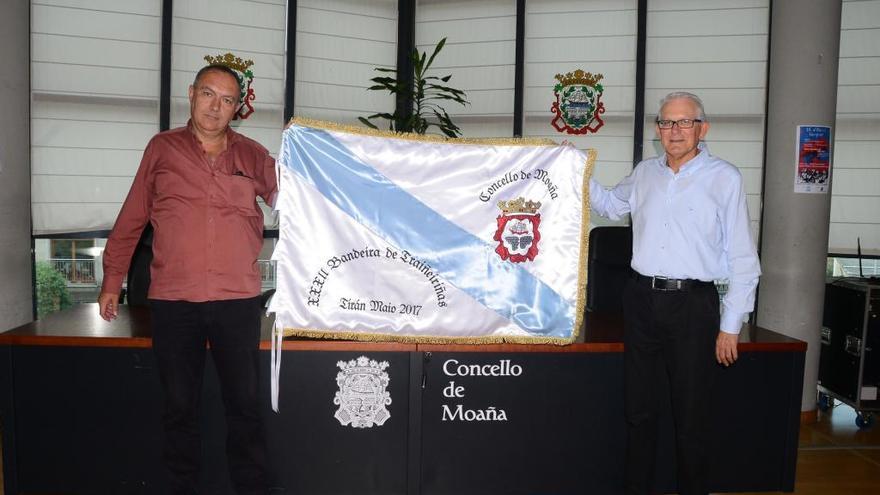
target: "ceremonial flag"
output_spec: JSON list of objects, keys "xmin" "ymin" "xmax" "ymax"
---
[{"xmin": 269, "ymin": 118, "xmax": 594, "ymax": 345}]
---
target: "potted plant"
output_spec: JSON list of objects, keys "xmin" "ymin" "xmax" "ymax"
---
[{"xmin": 359, "ymin": 38, "xmax": 469, "ymax": 137}]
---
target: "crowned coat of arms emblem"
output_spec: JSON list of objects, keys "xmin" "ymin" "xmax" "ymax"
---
[
  {"xmin": 550, "ymin": 70, "xmax": 605, "ymax": 135},
  {"xmin": 333, "ymin": 356, "xmax": 392, "ymax": 428},
  {"xmin": 494, "ymin": 197, "xmax": 542, "ymax": 263},
  {"xmin": 204, "ymin": 52, "xmax": 256, "ymax": 120}
]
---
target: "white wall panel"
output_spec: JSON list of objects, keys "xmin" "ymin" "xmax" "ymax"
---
[
  {"xmin": 832, "ymin": 169, "xmax": 880, "ymax": 197},
  {"xmin": 838, "ymin": 58, "xmax": 880, "ymax": 85},
  {"xmin": 416, "ymin": 0, "xmax": 515, "ymax": 135},
  {"xmin": 647, "ymin": 35, "xmax": 767, "ymax": 63},
  {"xmin": 831, "ymin": 196, "xmax": 880, "ymax": 224},
  {"xmin": 650, "ymin": 0, "xmax": 767, "ymax": 9},
  {"xmin": 31, "ymin": 148, "xmax": 142, "ymax": 177},
  {"xmin": 842, "ymin": 0, "xmax": 880, "ymax": 28},
  {"xmin": 297, "ymin": 5, "xmax": 396, "ymax": 42},
  {"xmin": 33, "ymin": 119, "xmax": 157, "ymax": 151},
  {"xmin": 172, "ymin": 20, "xmax": 284, "ymax": 59},
  {"xmin": 837, "ymin": 85, "xmax": 880, "ymax": 114},
  {"xmin": 35, "ymin": 0, "xmax": 160, "ymax": 15},
  {"xmin": 839, "ymin": 28, "xmax": 880, "ymax": 57},
  {"xmin": 527, "ymin": 37, "xmax": 636, "ymax": 64},
  {"xmin": 31, "ymin": 99, "xmax": 157, "ymax": 124},
  {"xmin": 647, "ymin": 62, "xmax": 766, "ymax": 89},
  {"xmin": 831, "ymin": 0, "xmax": 880, "ymax": 253},
  {"xmin": 648, "ymin": 8, "xmax": 768, "ymax": 37},
  {"xmin": 417, "ymin": 17, "xmax": 516, "ymax": 45},
  {"xmin": 33, "ymin": 63, "xmax": 160, "ymax": 99},
  {"xmin": 296, "ymin": 32, "xmax": 396, "ymax": 67},
  {"xmin": 704, "ymin": 141, "xmax": 764, "ymax": 169},
  {"xmin": 32, "ymin": 34, "xmax": 159, "ymax": 70},
  {"xmin": 525, "ymin": 0, "xmax": 637, "ymax": 210},
  {"xmin": 644, "ymin": 1, "xmax": 769, "ymax": 247},
  {"xmin": 33, "ymin": 205, "xmax": 126, "ymax": 236},
  {"xmin": 34, "ymin": 176, "xmax": 134, "ymax": 204},
  {"xmin": 525, "ymin": 9, "xmax": 635, "ymax": 38},
  {"xmin": 294, "ymin": 0, "xmax": 397, "ymax": 126},
  {"xmin": 32, "ymin": 4, "xmax": 159, "ymax": 43},
  {"xmin": 31, "ymin": 1, "xmax": 161, "ymax": 234},
  {"xmin": 174, "ymin": 0, "xmax": 285, "ymax": 26},
  {"xmin": 834, "ymin": 139, "xmax": 880, "ymax": 168}
]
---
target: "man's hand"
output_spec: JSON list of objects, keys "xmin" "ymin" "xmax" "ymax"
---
[
  {"xmin": 716, "ymin": 331, "xmax": 739, "ymax": 366},
  {"xmin": 97, "ymin": 292, "xmax": 120, "ymax": 322}
]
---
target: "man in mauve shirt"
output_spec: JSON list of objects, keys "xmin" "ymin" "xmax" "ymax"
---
[{"xmin": 98, "ymin": 64, "xmax": 276, "ymax": 495}]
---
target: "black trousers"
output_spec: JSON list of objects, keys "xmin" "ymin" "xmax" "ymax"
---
[
  {"xmin": 150, "ymin": 297, "xmax": 268, "ymax": 495},
  {"xmin": 621, "ymin": 276, "xmax": 720, "ymax": 495}
]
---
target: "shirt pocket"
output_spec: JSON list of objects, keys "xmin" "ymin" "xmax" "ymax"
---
[
  {"xmin": 216, "ymin": 173, "xmax": 260, "ymax": 216},
  {"xmin": 684, "ymin": 199, "xmax": 722, "ymax": 246}
]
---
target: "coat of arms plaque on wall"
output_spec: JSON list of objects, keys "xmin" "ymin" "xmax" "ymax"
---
[{"xmin": 550, "ymin": 70, "xmax": 605, "ymax": 135}]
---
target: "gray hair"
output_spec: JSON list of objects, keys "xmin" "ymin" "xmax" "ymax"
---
[{"xmin": 658, "ymin": 92, "xmax": 706, "ymax": 121}]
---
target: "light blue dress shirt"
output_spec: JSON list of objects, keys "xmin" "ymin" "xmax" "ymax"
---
[{"xmin": 589, "ymin": 144, "xmax": 761, "ymax": 334}]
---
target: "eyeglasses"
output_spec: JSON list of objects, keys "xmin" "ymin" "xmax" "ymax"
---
[{"xmin": 656, "ymin": 118, "xmax": 702, "ymax": 130}]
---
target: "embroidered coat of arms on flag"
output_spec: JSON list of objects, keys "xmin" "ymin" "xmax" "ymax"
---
[{"xmin": 268, "ymin": 119, "xmax": 595, "ymax": 345}]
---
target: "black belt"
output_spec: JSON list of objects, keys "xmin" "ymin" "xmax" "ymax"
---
[{"xmin": 631, "ymin": 271, "xmax": 714, "ymax": 291}]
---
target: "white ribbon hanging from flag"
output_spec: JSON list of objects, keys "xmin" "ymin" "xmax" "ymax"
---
[{"xmin": 269, "ymin": 118, "xmax": 594, "ymax": 346}]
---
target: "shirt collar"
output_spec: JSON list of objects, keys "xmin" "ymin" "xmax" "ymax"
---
[
  {"xmin": 658, "ymin": 142, "xmax": 710, "ymax": 177},
  {"xmin": 185, "ymin": 119, "xmax": 242, "ymax": 147}
]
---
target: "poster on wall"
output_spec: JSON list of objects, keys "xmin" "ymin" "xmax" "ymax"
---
[{"xmin": 794, "ymin": 125, "xmax": 831, "ymax": 194}]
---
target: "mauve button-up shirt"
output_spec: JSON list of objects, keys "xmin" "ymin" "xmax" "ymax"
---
[{"xmin": 101, "ymin": 121, "xmax": 277, "ymax": 302}]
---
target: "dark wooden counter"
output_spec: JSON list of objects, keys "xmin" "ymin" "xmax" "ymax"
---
[
  {"xmin": 0, "ymin": 304, "xmax": 806, "ymax": 495},
  {"xmin": 0, "ymin": 303, "xmax": 806, "ymax": 353}
]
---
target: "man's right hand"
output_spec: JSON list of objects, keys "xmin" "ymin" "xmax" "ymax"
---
[{"xmin": 97, "ymin": 292, "xmax": 120, "ymax": 322}]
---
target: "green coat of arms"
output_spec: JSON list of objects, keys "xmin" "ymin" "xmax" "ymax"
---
[{"xmin": 551, "ymin": 70, "xmax": 605, "ymax": 134}]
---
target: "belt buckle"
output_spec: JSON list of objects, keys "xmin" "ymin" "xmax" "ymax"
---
[{"xmin": 651, "ymin": 276, "xmax": 681, "ymax": 291}]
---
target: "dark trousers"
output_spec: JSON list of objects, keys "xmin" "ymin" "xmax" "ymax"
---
[
  {"xmin": 150, "ymin": 297, "xmax": 268, "ymax": 495},
  {"xmin": 622, "ymin": 277, "xmax": 720, "ymax": 495}
]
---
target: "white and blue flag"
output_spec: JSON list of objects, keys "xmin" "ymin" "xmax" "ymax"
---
[{"xmin": 268, "ymin": 118, "xmax": 594, "ymax": 345}]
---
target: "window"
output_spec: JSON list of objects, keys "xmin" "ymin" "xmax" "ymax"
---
[
  {"xmin": 31, "ymin": 1, "xmax": 162, "ymax": 235},
  {"xmin": 49, "ymin": 239, "xmax": 97, "ymax": 285},
  {"xmin": 294, "ymin": 0, "xmax": 398, "ymax": 125},
  {"xmin": 829, "ymin": 0, "xmax": 880, "ymax": 256},
  {"xmin": 644, "ymin": 0, "xmax": 770, "ymax": 241},
  {"xmin": 417, "ymin": 0, "xmax": 516, "ymax": 137},
  {"xmin": 523, "ymin": 0, "xmax": 638, "ymax": 228}
]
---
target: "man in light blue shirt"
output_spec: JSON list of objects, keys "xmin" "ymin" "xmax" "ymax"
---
[{"xmin": 590, "ymin": 92, "xmax": 761, "ymax": 495}]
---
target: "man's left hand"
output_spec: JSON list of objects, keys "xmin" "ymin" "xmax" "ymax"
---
[{"xmin": 716, "ymin": 331, "xmax": 739, "ymax": 367}]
